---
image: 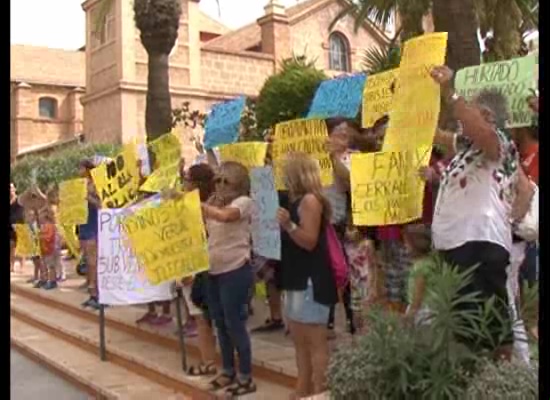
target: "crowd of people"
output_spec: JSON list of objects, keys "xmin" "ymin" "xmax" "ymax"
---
[{"xmin": 10, "ymin": 65, "xmax": 538, "ymax": 399}]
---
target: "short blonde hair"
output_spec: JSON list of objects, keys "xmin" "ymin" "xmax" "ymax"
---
[{"xmin": 283, "ymin": 152, "xmax": 332, "ymax": 222}]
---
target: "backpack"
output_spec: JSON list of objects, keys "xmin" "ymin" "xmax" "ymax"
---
[{"xmin": 326, "ymin": 224, "xmax": 349, "ymax": 289}]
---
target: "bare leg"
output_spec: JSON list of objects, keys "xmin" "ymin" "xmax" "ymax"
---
[
  {"xmin": 288, "ymin": 320, "xmax": 313, "ymax": 398},
  {"xmin": 267, "ymin": 282, "xmax": 282, "ymax": 321},
  {"xmin": 82, "ymin": 240, "xmax": 98, "ymax": 298},
  {"xmin": 10, "ymin": 241, "xmax": 16, "ymax": 273},
  {"xmin": 309, "ymin": 324, "xmax": 330, "ymax": 395},
  {"xmin": 196, "ymin": 317, "xmax": 217, "ymax": 364}
]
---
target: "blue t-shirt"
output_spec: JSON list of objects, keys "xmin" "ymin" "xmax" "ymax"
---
[{"xmin": 78, "ymin": 201, "xmax": 98, "ymax": 240}]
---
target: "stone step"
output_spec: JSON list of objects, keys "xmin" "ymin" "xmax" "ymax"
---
[
  {"xmin": 11, "ymin": 292, "xmax": 293, "ymax": 400},
  {"xmin": 11, "ymin": 318, "xmax": 189, "ymax": 400},
  {"xmin": 10, "ymin": 279, "xmax": 298, "ymax": 388}
]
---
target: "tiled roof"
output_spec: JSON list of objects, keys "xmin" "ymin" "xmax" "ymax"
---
[
  {"xmin": 202, "ymin": 0, "xmax": 389, "ymax": 52},
  {"xmin": 199, "ymin": 11, "xmax": 231, "ymax": 36},
  {"xmin": 11, "ymin": 45, "xmax": 85, "ymax": 87}
]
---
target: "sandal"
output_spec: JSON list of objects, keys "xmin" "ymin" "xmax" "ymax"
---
[
  {"xmin": 208, "ymin": 373, "xmax": 235, "ymax": 391},
  {"xmin": 187, "ymin": 363, "xmax": 217, "ymax": 377},
  {"xmin": 226, "ymin": 379, "xmax": 257, "ymax": 397}
]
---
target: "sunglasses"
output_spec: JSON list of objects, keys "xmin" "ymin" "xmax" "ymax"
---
[{"xmin": 214, "ymin": 177, "xmax": 230, "ymax": 185}]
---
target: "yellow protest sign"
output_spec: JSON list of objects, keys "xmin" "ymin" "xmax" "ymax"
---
[
  {"xmin": 148, "ymin": 132, "xmax": 181, "ymax": 170},
  {"xmin": 122, "ymin": 190, "xmax": 209, "ymax": 285},
  {"xmin": 271, "ymin": 118, "xmax": 333, "ymax": 190},
  {"xmin": 14, "ymin": 224, "xmax": 39, "ymax": 257},
  {"xmin": 91, "ymin": 144, "xmax": 140, "ymax": 208},
  {"xmin": 58, "ymin": 225, "xmax": 80, "ymax": 257},
  {"xmin": 140, "ymin": 133, "xmax": 182, "ymax": 193},
  {"xmin": 218, "ymin": 142, "xmax": 268, "ymax": 170},
  {"xmin": 140, "ymin": 162, "xmax": 180, "ymax": 193},
  {"xmin": 58, "ymin": 178, "xmax": 88, "ymax": 225},
  {"xmin": 383, "ymin": 33, "xmax": 448, "ymax": 151},
  {"xmin": 362, "ymin": 69, "xmax": 399, "ymax": 128},
  {"xmin": 351, "ymin": 147, "xmax": 431, "ymax": 226}
]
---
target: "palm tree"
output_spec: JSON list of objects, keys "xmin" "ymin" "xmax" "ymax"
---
[
  {"xmin": 476, "ymin": 0, "xmax": 538, "ymax": 61},
  {"xmin": 332, "ymin": 0, "xmax": 538, "ymax": 70},
  {"xmin": 95, "ymin": 0, "xmax": 182, "ymax": 142}
]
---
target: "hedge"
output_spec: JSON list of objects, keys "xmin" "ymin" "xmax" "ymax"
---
[{"xmin": 11, "ymin": 143, "xmax": 122, "ymax": 193}]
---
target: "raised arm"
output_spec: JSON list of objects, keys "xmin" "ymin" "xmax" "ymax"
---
[{"xmin": 431, "ymin": 66, "xmax": 501, "ymax": 161}]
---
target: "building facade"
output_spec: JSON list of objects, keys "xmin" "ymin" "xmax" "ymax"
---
[{"xmin": 12, "ymin": 0, "xmax": 389, "ymax": 162}]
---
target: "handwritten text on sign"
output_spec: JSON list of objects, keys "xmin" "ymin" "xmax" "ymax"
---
[
  {"xmin": 140, "ymin": 133, "xmax": 181, "ymax": 193},
  {"xmin": 250, "ymin": 167, "xmax": 281, "ymax": 260},
  {"xmin": 91, "ymin": 145, "xmax": 140, "ymax": 208},
  {"xmin": 218, "ymin": 142, "xmax": 268, "ymax": 170},
  {"xmin": 362, "ymin": 69, "xmax": 398, "ymax": 128},
  {"xmin": 307, "ymin": 73, "xmax": 367, "ymax": 119},
  {"xmin": 272, "ymin": 118, "xmax": 333, "ymax": 190},
  {"xmin": 122, "ymin": 190, "xmax": 209, "ymax": 285},
  {"xmin": 351, "ymin": 147, "xmax": 431, "ymax": 226},
  {"xmin": 383, "ymin": 33, "xmax": 448, "ymax": 151},
  {"xmin": 97, "ymin": 206, "xmax": 173, "ymax": 306},
  {"xmin": 58, "ymin": 178, "xmax": 88, "ymax": 225},
  {"xmin": 455, "ymin": 54, "xmax": 537, "ymax": 128},
  {"xmin": 204, "ymin": 96, "xmax": 246, "ymax": 150}
]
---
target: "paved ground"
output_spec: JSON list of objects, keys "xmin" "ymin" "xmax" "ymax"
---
[{"xmin": 11, "ymin": 349, "xmax": 89, "ymax": 400}]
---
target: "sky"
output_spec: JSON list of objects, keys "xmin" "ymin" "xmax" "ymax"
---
[{"xmin": 10, "ymin": 0, "xmax": 304, "ymax": 50}]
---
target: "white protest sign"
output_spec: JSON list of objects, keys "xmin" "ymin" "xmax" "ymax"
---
[{"xmin": 97, "ymin": 199, "xmax": 173, "ymax": 306}]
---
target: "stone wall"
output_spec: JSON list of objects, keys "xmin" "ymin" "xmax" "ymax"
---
[
  {"xmin": 291, "ymin": 1, "xmax": 384, "ymax": 73},
  {"xmin": 11, "ymin": 83, "xmax": 84, "ymax": 155},
  {"xmin": 200, "ymin": 48, "xmax": 274, "ymax": 96}
]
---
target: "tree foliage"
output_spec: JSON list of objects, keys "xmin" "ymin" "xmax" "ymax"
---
[{"xmin": 255, "ymin": 55, "xmax": 327, "ymax": 133}]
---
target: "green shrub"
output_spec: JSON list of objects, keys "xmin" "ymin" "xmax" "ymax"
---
[
  {"xmin": 466, "ymin": 359, "xmax": 538, "ymax": 399},
  {"xmin": 255, "ymin": 54, "xmax": 327, "ymax": 132},
  {"xmin": 327, "ymin": 256, "xmax": 524, "ymax": 399},
  {"xmin": 12, "ymin": 143, "xmax": 121, "ymax": 193}
]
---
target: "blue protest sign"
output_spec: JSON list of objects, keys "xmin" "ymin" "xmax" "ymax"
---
[
  {"xmin": 307, "ymin": 73, "xmax": 367, "ymax": 119},
  {"xmin": 250, "ymin": 167, "xmax": 281, "ymax": 260},
  {"xmin": 203, "ymin": 96, "xmax": 246, "ymax": 150}
]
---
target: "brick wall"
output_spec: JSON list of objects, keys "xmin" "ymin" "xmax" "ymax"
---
[{"xmin": 200, "ymin": 48, "xmax": 274, "ymax": 96}]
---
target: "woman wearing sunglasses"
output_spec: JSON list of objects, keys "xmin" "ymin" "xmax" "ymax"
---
[{"xmin": 201, "ymin": 161, "xmax": 256, "ymax": 396}]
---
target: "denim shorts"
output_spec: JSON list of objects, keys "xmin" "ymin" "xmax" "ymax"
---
[{"xmin": 284, "ymin": 280, "xmax": 330, "ymax": 325}]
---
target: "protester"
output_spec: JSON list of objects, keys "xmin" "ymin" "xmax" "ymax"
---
[
  {"xmin": 325, "ymin": 118, "xmax": 357, "ymax": 335},
  {"xmin": 402, "ymin": 224, "xmax": 434, "ymax": 325},
  {"xmin": 135, "ymin": 164, "xmax": 173, "ymax": 327},
  {"xmin": 201, "ymin": 161, "xmax": 256, "ymax": 396},
  {"xmin": 78, "ymin": 159, "xmax": 102, "ymax": 310},
  {"xmin": 369, "ymin": 116, "xmax": 411, "ymax": 314},
  {"xmin": 38, "ymin": 207, "xmax": 61, "ymax": 290},
  {"xmin": 430, "ymin": 66, "xmax": 519, "ymax": 359},
  {"xmin": 277, "ymin": 152, "xmax": 337, "ymax": 398},
  {"xmin": 10, "ymin": 182, "xmax": 25, "ymax": 273},
  {"xmin": 181, "ymin": 164, "xmax": 218, "ymax": 376},
  {"xmin": 252, "ymin": 131, "xmax": 285, "ymax": 334},
  {"xmin": 343, "ymin": 224, "xmax": 377, "ymax": 332}
]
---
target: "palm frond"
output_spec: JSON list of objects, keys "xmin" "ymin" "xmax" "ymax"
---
[{"xmin": 361, "ymin": 45, "xmax": 400, "ymax": 74}]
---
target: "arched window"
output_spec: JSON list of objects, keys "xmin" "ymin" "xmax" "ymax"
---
[
  {"xmin": 39, "ymin": 97, "xmax": 57, "ymax": 119},
  {"xmin": 329, "ymin": 32, "xmax": 350, "ymax": 72}
]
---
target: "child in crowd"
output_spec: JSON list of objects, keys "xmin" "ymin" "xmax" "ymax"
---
[
  {"xmin": 344, "ymin": 225, "xmax": 378, "ymax": 332},
  {"xmin": 38, "ymin": 207, "xmax": 62, "ymax": 290},
  {"xmin": 402, "ymin": 224, "xmax": 435, "ymax": 325}
]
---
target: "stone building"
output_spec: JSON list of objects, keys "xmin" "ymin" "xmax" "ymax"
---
[{"xmin": 11, "ymin": 0, "xmax": 390, "ymax": 162}]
